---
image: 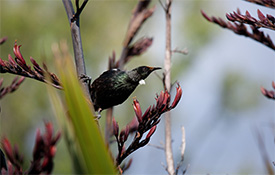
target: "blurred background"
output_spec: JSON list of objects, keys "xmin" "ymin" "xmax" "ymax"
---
[{"xmin": 0, "ymin": 0, "xmax": 274, "ymax": 174}]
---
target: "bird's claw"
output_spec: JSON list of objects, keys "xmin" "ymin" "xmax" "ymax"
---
[
  {"xmin": 80, "ymin": 74, "xmax": 92, "ymax": 85},
  {"xmin": 95, "ymin": 108, "xmax": 102, "ymax": 119}
]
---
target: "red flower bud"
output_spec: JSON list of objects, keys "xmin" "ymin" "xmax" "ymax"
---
[
  {"xmin": 0, "ymin": 78, "xmax": 3, "ymax": 87},
  {"xmin": 146, "ymin": 125, "xmax": 157, "ymax": 139},
  {"xmin": 257, "ymin": 9, "xmax": 265, "ymax": 21},
  {"xmin": 30, "ymin": 57, "xmax": 43, "ymax": 73},
  {"xmin": 13, "ymin": 41, "xmax": 26, "ymax": 65},
  {"xmin": 160, "ymin": 91, "xmax": 170, "ymax": 112},
  {"xmin": 41, "ymin": 157, "xmax": 49, "ymax": 169},
  {"xmin": 142, "ymin": 105, "xmax": 151, "ymax": 120},
  {"xmin": 16, "ymin": 77, "xmax": 25, "ymax": 87},
  {"xmin": 156, "ymin": 91, "xmax": 164, "ymax": 109},
  {"xmin": 50, "ymin": 146, "xmax": 56, "ymax": 157},
  {"xmin": 45, "ymin": 122, "xmax": 53, "ymax": 143},
  {"xmin": 8, "ymin": 54, "xmax": 16, "ymax": 67},
  {"xmin": 171, "ymin": 84, "xmax": 182, "ymax": 109},
  {"xmin": 260, "ymin": 87, "xmax": 267, "ymax": 96},
  {"xmin": 133, "ymin": 99, "xmax": 142, "ymax": 123},
  {"xmin": 128, "ymin": 117, "xmax": 138, "ymax": 132},
  {"xmin": 119, "ymin": 126, "xmax": 129, "ymax": 143},
  {"xmin": 33, "ymin": 129, "xmax": 43, "ymax": 160},
  {"xmin": 1, "ymin": 138, "xmax": 13, "ymax": 162},
  {"xmin": 112, "ymin": 117, "xmax": 119, "ymax": 137},
  {"xmin": 0, "ymin": 57, "xmax": 5, "ymax": 67}
]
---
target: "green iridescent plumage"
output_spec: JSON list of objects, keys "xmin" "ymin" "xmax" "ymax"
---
[{"xmin": 90, "ymin": 66, "xmax": 161, "ymax": 112}]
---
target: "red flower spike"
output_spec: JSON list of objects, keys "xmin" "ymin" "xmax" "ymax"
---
[
  {"xmin": 128, "ymin": 117, "xmax": 139, "ymax": 133},
  {"xmin": 33, "ymin": 129, "xmax": 43, "ymax": 160},
  {"xmin": 267, "ymin": 14, "xmax": 275, "ymax": 23},
  {"xmin": 226, "ymin": 13, "xmax": 234, "ymax": 21},
  {"xmin": 14, "ymin": 77, "xmax": 25, "ymax": 88},
  {"xmin": 156, "ymin": 91, "xmax": 164, "ymax": 109},
  {"xmin": 0, "ymin": 37, "xmax": 7, "ymax": 45},
  {"xmin": 119, "ymin": 129, "xmax": 126, "ymax": 143},
  {"xmin": 171, "ymin": 84, "xmax": 183, "ymax": 109},
  {"xmin": 11, "ymin": 76, "xmax": 19, "ymax": 88},
  {"xmin": 13, "ymin": 42, "xmax": 26, "ymax": 65},
  {"xmin": 119, "ymin": 126, "xmax": 130, "ymax": 143},
  {"xmin": 237, "ymin": 8, "xmax": 241, "ymax": 14},
  {"xmin": 112, "ymin": 117, "xmax": 119, "ymax": 137},
  {"xmin": 2, "ymin": 138, "xmax": 13, "ymax": 162},
  {"xmin": 260, "ymin": 86, "xmax": 267, "ymax": 96},
  {"xmin": 0, "ymin": 78, "xmax": 3, "ymax": 87},
  {"xmin": 0, "ymin": 57, "xmax": 5, "ymax": 67},
  {"xmin": 30, "ymin": 57, "xmax": 43, "ymax": 73},
  {"xmin": 45, "ymin": 122, "xmax": 53, "ymax": 145},
  {"xmin": 257, "ymin": 9, "xmax": 265, "ymax": 21},
  {"xmin": 261, "ymin": 86, "xmax": 275, "ymax": 99},
  {"xmin": 200, "ymin": 10, "xmax": 211, "ymax": 22},
  {"xmin": 41, "ymin": 157, "xmax": 49, "ymax": 169},
  {"xmin": 121, "ymin": 145, "xmax": 126, "ymax": 155},
  {"xmin": 245, "ymin": 11, "xmax": 251, "ymax": 18},
  {"xmin": 8, "ymin": 54, "xmax": 16, "ymax": 67},
  {"xmin": 160, "ymin": 92, "xmax": 170, "ymax": 112},
  {"xmin": 142, "ymin": 105, "xmax": 151, "ymax": 120},
  {"xmin": 133, "ymin": 99, "xmax": 142, "ymax": 123},
  {"xmin": 50, "ymin": 146, "xmax": 56, "ymax": 157},
  {"xmin": 146, "ymin": 125, "xmax": 157, "ymax": 139},
  {"xmin": 163, "ymin": 91, "xmax": 170, "ymax": 104}
]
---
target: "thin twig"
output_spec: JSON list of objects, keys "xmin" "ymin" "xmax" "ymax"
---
[
  {"xmin": 158, "ymin": 0, "xmax": 166, "ymax": 11},
  {"xmin": 172, "ymin": 48, "xmax": 188, "ymax": 55},
  {"xmin": 147, "ymin": 143, "xmax": 165, "ymax": 150},
  {"xmin": 62, "ymin": 0, "xmax": 92, "ymax": 102},
  {"xmin": 164, "ymin": 0, "xmax": 175, "ymax": 174},
  {"xmin": 175, "ymin": 126, "xmax": 186, "ymax": 174},
  {"xmin": 71, "ymin": 0, "xmax": 89, "ymax": 22},
  {"xmin": 254, "ymin": 128, "xmax": 274, "ymax": 174}
]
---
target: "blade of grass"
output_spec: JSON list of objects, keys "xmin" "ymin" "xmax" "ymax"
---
[
  {"xmin": 47, "ymin": 78, "xmax": 86, "ymax": 173},
  {"xmin": 48, "ymin": 42, "xmax": 116, "ymax": 174}
]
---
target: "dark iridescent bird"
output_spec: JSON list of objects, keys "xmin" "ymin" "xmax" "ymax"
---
[{"xmin": 90, "ymin": 66, "xmax": 161, "ymax": 113}]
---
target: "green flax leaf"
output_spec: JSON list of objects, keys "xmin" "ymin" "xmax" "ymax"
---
[{"xmin": 48, "ymin": 49, "xmax": 116, "ymax": 174}]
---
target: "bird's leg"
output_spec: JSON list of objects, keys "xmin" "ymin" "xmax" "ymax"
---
[
  {"xmin": 80, "ymin": 73, "xmax": 92, "ymax": 86},
  {"xmin": 79, "ymin": 74, "xmax": 92, "ymax": 84},
  {"xmin": 96, "ymin": 108, "xmax": 102, "ymax": 119}
]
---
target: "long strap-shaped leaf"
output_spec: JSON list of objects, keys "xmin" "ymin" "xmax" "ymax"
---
[{"xmin": 48, "ymin": 48, "xmax": 116, "ymax": 174}]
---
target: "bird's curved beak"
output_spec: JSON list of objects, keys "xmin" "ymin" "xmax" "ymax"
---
[{"xmin": 149, "ymin": 67, "xmax": 161, "ymax": 71}]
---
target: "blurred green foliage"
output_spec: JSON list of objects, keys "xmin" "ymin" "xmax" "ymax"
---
[{"xmin": 221, "ymin": 71, "xmax": 260, "ymax": 114}]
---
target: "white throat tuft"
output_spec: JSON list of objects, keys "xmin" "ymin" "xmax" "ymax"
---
[{"xmin": 139, "ymin": 79, "xmax": 146, "ymax": 85}]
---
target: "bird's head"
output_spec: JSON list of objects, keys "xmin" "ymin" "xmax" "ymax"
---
[{"xmin": 128, "ymin": 66, "xmax": 161, "ymax": 83}]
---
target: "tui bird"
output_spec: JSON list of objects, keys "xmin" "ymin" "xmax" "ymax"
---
[{"xmin": 90, "ymin": 66, "xmax": 161, "ymax": 114}]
